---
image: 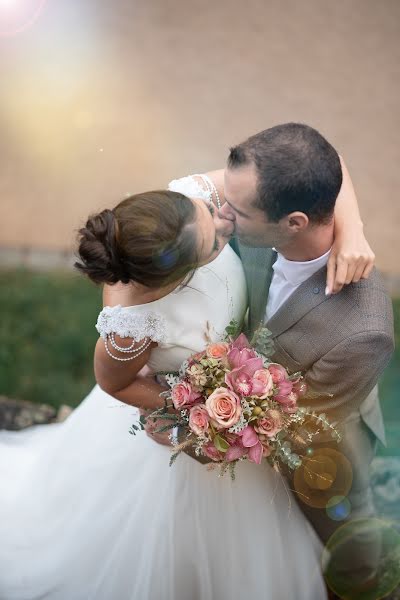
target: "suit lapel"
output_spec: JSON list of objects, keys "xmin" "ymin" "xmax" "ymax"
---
[
  {"xmin": 266, "ymin": 266, "xmax": 330, "ymax": 337},
  {"xmin": 236, "ymin": 242, "xmax": 277, "ymax": 333}
]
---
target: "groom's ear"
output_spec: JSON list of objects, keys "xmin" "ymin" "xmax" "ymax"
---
[{"xmin": 285, "ymin": 212, "xmax": 309, "ymax": 232}]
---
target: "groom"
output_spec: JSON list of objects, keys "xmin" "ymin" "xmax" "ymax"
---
[
  {"xmin": 151, "ymin": 123, "xmax": 395, "ymax": 594},
  {"xmin": 216, "ymin": 123, "xmax": 394, "ymax": 594}
]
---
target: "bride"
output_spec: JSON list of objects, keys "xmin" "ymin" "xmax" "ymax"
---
[{"xmin": 0, "ymin": 167, "xmax": 372, "ymax": 599}]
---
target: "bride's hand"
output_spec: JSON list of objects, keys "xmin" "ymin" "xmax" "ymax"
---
[
  {"xmin": 140, "ymin": 408, "xmax": 174, "ymax": 446},
  {"xmin": 327, "ymin": 225, "xmax": 375, "ymax": 295},
  {"xmin": 327, "ymin": 157, "xmax": 375, "ymax": 295}
]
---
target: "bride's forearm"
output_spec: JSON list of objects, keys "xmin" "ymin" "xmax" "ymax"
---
[
  {"xmin": 202, "ymin": 169, "xmax": 226, "ymax": 205},
  {"xmin": 334, "ymin": 157, "xmax": 364, "ymax": 231},
  {"xmin": 112, "ymin": 375, "xmax": 169, "ymax": 411}
]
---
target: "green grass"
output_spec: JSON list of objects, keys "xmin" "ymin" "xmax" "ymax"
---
[
  {"xmin": 0, "ymin": 269, "xmax": 398, "ymax": 453},
  {"xmin": 0, "ymin": 268, "xmax": 102, "ymax": 409}
]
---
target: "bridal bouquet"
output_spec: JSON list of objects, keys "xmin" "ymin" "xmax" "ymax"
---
[{"xmin": 132, "ymin": 323, "xmax": 341, "ymax": 478}]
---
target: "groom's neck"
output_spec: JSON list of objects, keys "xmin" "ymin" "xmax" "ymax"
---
[{"xmin": 276, "ymin": 224, "xmax": 334, "ymax": 262}]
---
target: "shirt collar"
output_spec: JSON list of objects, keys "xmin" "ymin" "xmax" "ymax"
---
[{"xmin": 272, "ymin": 247, "xmax": 331, "ymax": 286}]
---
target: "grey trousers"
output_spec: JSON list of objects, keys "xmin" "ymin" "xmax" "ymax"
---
[{"xmin": 289, "ymin": 415, "xmax": 381, "ymax": 584}]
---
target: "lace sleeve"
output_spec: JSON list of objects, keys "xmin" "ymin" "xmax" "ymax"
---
[
  {"xmin": 168, "ymin": 175, "xmax": 212, "ymax": 203},
  {"xmin": 95, "ymin": 304, "xmax": 166, "ymax": 361}
]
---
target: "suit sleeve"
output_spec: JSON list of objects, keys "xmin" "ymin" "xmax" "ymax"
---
[{"xmin": 303, "ymin": 329, "xmax": 394, "ymax": 420}]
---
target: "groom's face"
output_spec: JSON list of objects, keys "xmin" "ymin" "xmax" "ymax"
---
[{"xmin": 223, "ymin": 164, "xmax": 289, "ymax": 248}]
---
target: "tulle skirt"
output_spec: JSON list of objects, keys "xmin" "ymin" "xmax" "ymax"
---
[{"xmin": 0, "ymin": 385, "xmax": 327, "ymax": 600}]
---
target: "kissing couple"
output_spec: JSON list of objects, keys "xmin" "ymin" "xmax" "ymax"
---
[{"xmin": 0, "ymin": 123, "xmax": 394, "ymax": 600}]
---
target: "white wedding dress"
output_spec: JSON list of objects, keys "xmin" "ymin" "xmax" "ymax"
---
[{"xmin": 0, "ymin": 178, "xmax": 327, "ymax": 600}]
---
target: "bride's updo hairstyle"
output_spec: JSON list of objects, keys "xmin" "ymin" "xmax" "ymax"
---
[{"xmin": 74, "ymin": 190, "xmax": 199, "ymax": 287}]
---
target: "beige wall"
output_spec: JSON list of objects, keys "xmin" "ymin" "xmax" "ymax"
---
[{"xmin": 0, "ymin": 0, "xmax": 399, "ymax": 273}]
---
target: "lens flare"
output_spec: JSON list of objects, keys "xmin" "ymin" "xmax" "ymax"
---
[
  {"xmin": 325, "ymin": 496, "xmax": 351, "ymax": 521},
  {"xmin": 0, "ymin": 0, "xmax": 47, "ymax": 37},
  {"xmin": 322, "ymin": 518, "xmax": 400, "ymax": 599},
  {"xmin": 293, "ymin": 448, "xmax": 353, "ymax": 509}
]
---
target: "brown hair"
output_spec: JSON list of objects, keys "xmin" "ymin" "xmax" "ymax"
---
[
  {"xmin": 228, "ymin": 123, "xmax": 342, "ymax": 224},
  {"xmin": 74, "ymin": 190, "xmax": 200, "ymax": 287}
]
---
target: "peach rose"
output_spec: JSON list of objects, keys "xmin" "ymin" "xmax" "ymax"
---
[
  {"xmin": 189, "ymin": 405, "xmax": 210, "ymax": 435},
  {"xmin": 251, "ymin": 369, "xmax": 274, "ymax": 398},
  {"xmin": 254, "ymin": 409, "xmax": 283, "ymax": 438},
  {"xmin": 206, "ymin": 342, "xmax": 230, "ymax": 360},
  {"xmin": 205, "ymin": 387, "xmax": 242, "ymax": 429}
]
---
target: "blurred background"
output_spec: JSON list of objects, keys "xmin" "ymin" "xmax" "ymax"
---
[{"xmin": 0, "ymin": 0, "xmax": 399, "ymax": 522}]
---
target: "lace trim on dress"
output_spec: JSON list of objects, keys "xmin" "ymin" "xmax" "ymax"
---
[
  {"xmin": 168, "ymin": 176, "xmax": 212, "ymax": 203},
  {"xmin": 96, "ymin": 305, "xmax": 167, "ymax": 343}
]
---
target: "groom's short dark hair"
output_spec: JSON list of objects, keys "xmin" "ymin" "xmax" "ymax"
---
[{"xmin": 227, "ymin": 123, "xmax": 342, "ymax": 223}]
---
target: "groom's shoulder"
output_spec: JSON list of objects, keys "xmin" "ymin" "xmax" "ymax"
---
[{"xmin": 329, "ymin": 267, "xmax": 393, "ymax": 335}]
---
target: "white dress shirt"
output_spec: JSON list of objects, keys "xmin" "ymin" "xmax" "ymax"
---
[{"xmin": 265, "ymin": 248, "xmax": 331, "ymax": 322}]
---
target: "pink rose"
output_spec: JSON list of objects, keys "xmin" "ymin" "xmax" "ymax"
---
[
  {"xmin": 205, "ymin": 387, "xmax": 242, "ymax": 429},
  {"xmin": 274, "ymin": 379, "xmax": 293, "ymax": 402},
  {"xmin": 254, "ymin": 409, "xmax": 283, "ymax": 438},
  {"xmin": 206, "ymin": 342, "xmax": 230, "ymax": 360},
  {"xmin": 268, "ymin": 364, "xmax": 289, "ymax": 384},
  {"xmin": 171, "ymin": 382, "xmax": 201, "ymax": 410},
  {"xmin": 251, "ymin": 369, "xmax": 274, "ymax": 398},
  {"xmin": 189, "ymin": 405, "xmax": 210, "ymax": 436},
  {"xmin": 225, "ymin": 358, "xmax": 264, "ymax": 396}
]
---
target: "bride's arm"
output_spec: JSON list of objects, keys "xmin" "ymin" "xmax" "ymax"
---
[
  {"xmin": 326, "ymin": 156, "xmax": 375, "ymax": 294},
  {"xmin": 95, "ymin": 285, "xmax": 169, "ymax": 411},
  {"xmin": 94, "ymin": 336, "xmax": 164, "ymax": 410}
]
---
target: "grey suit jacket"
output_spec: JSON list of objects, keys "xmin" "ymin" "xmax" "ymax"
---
[{"xmin": 237, "ymin": 244, "xmax": 395, "ymax": 446}]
